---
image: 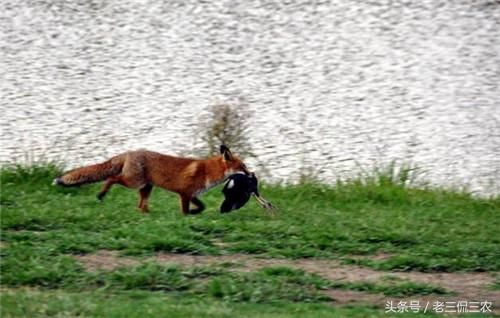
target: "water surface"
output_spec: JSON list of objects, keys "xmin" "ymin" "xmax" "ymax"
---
[{"xmin": 1, "ymin": 0, "xmax": 499, "ymax": 194}]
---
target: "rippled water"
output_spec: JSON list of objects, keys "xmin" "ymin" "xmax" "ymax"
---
[{"xmin": 1, "ymin": 0, "xmax": 499, "ymax": 194}]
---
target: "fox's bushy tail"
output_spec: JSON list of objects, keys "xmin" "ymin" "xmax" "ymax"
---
[{"xmin": 53, "ymin": 158, "xmax": 123, "ymax": 187}]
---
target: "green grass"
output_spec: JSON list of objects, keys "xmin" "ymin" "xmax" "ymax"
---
[
  {"xmin": 331, "ymin": 280, "xmax": 449, "ymax": 298},
  {"xmin": 4, "ymin": 288, "xmax": 449, "ymax": 318},
  {"xmin": 1, "ymin": 164, "xmax": 499, "ymax": 317}
]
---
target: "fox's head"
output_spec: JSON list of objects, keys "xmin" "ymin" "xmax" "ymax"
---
[{"xmin": 220, "ymin": 145, "xmax": 250, "ymax": 176}]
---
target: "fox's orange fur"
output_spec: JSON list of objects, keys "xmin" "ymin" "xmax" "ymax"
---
[{"xmin": 54, "ymin": 146, "xmax": 249, "ymax": 214}]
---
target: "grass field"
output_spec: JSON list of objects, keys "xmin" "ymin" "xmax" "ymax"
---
[{"xmin": 1, "ymin": 164, "xmax": 499, "ymax": 317}]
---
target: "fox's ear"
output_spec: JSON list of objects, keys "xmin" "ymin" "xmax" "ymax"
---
[{"xmin": 220, "ymin": 145, "xmax": 234, "ymax": 161}]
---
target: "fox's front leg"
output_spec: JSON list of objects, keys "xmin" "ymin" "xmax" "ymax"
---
[
  {"xmin": 179, "ymin": 194, "xmax": 205, "ymax": 215},
  {"xmin": 190, "ymin": 197, "xmax": 205, "ymax": 214}
]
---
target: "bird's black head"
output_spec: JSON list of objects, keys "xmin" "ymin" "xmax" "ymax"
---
[{"xmin": 247, "ymin": 172, "xmax": 259, "ymax": 196}]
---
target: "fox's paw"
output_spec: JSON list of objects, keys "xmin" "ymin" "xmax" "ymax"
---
[{"xmin": 96, "ymin": 192, "xmax": 106, "ymax": 201}]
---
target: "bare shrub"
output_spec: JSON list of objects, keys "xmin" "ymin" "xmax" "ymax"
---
[{"xmin": 197, "ymin": 102, "xmax": 253, "ymax": 158}]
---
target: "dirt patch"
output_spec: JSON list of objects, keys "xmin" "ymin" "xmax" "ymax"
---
[
  {"xmin": 74, "ymin": 250, "xmax": 139, "ymax": 271},
  {"xmin": 74, "ymin": 250, "xmax": 500, "ymax": 310},
  {"xmin": 346, "ymin": 252, "xmax": 395, "ymax": 261}
]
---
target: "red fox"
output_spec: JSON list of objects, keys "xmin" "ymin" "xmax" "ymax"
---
[{"xmin": 53, "ymin": 145, "xmax": 250, "ymax": 215}]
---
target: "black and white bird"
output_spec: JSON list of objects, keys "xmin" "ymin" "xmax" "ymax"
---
[{"xmin": 220, "ymin": 172, "xmax": 274, "ymax": 213}]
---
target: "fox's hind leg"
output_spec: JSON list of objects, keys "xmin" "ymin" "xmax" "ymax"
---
[
  {"xmin": 97, "ymin": 175, "xmax": 143, "ymax": 202},
  {"xmin": 138, "ymin": 184, "xmax": 153, "ymax": 213},
  {"xmin": 97, "ymin": 176, "xmax": 122, "ymax": 201}
]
